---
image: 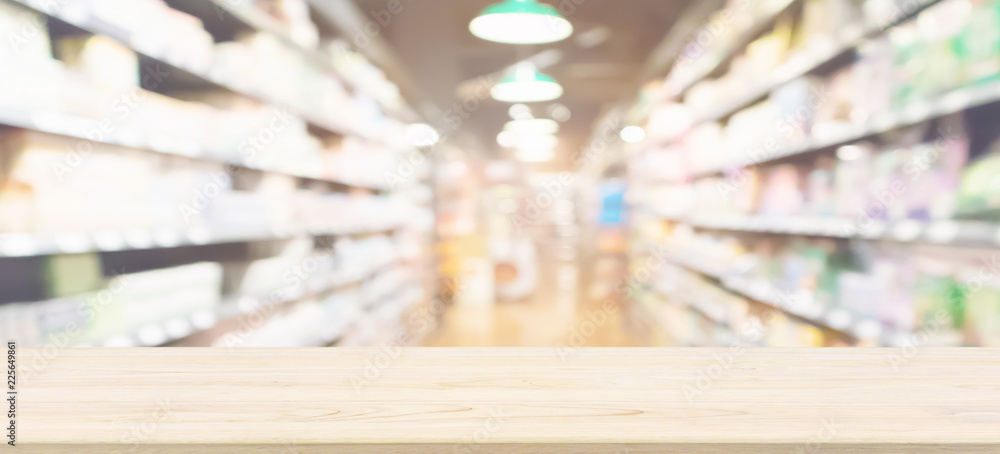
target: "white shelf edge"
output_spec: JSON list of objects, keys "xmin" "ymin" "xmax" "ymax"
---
[
  {"xmin": 662, "ymin": 214, "xmax": 1000, "ymax": 248},
  {"xmin": 88, "ymin": 253, "xmax": 405, "ymax": 347},
  {"xmin": 660, "ymin": 250, "xmax": 904, "ymax": 345},
  {"xmin": 0, "ymin": 108, "xmax": 389, "ymax": 190},
  {"xmin": 0, "ymin": 224, "xmax": 403, "ymax": 258},
  {"xmin": 692, "ymin": 80, "xmax": 1000, "ymax": 177}
]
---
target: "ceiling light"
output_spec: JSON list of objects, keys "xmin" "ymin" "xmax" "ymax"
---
[
  {"xmin": 620, "ymin": 126, "xmax": 645, "ymax": 143},
  {"xmin": 491, "ymin": 63, "xmax": 563, "ymax": 103},
  {"xmin": 516, "ymin": 147, "xmax": 555, "ymax": 162},
  {"xmin": 548, "ymin": 103, "xmax": 571, "ymax": 122},
  {"xmin": 469, "ymin": 0, "xmax": 573, "ymax": 44},
  {"xmin": 508, "ymin": 103, "xmax": 532, "ymax": 120},
  {"xmin": 497, "ymin": 130, "xmax": 518, "ymax": 148},
  {"xmin": 505, "ymin": 118, "xmax": 559, "ymax": 135}
]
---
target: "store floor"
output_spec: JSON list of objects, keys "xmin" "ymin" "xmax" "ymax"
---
[{"xmin": 421, "ymin": 255, "xmax": 649, "ymax": 347}]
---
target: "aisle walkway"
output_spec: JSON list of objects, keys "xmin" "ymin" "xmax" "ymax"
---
[{"xmin": 421, "ymin": 258, "xmax": 647, "ymax": 348}]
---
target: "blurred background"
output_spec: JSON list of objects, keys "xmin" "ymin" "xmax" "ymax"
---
[{"xmin": 2, "ymin": 0, "xmax": 999, "ymax": 349}]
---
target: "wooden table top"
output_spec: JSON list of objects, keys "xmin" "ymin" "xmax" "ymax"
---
[{"xmin": 14, "ymin": 347, "xmax": 1000, "ymax": 453}]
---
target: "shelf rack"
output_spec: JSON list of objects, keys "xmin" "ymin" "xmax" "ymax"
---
[
  {"xmin": 659, "ymin": 251, "xmax": 902, "ymax": 346},
  {"xmin": 0, "ymin": 108, "xmax": 389, "ymax": 190},
  {"xmin": 661, "ymin": 214, "xmax": 1000, "ymax": 248},
  {"xmin": 0, "ymin": 0, "xmax": 432, "ymax": 349},
  {"xmin": 690, "ymin": 80, "xmax": 1000, "ymax": 178},
  {"xmin": 656, "ymin": 0, "xmax": 940, "ymax": 122},
  {"xmin": 204, "ymin": 0, "xmax": 415, "ymax": 122},
  {"xmin": 12, "ymin": 0, "xmax": 380, "ymax": 140},
  {"xmin": 664, "ymin": 0, "xmax": 798, "ymax": 99},
  {"xmin": 91, "ymin": 253, "xmax": 404, "ymax": 348},
  {"xmin": 679, "ymin": 0, "xmax": 943, "ymax": 128},
  {"xmin": 0, "ymin": 223, "xmax": 402, "ymax": 258},
  {"xmin": 628, "ymin": 0, "xmax": 985, "ymax": 349}
]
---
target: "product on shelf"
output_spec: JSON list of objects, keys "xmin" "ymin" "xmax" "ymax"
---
[
  {"xmin": 0, "ymin": 1, "xmax": 50, "ymax": 63},
  {"xmin": 645, "ymin": 103, "xmax": 693, "ymax": 143},
  {"xmin": 887, "ymin": 0, "xmax": 1000, "ymax": 107},
  {"xmin": 724, "ymin": 100, "xmax": 781, "ymax": 166},
  {"xmin": 226, "ymin": 237, "xmax": 316, "ymax": 300},
  {"xmin": 44, "ymin": 253, "xmax": 104, "ymax": 298},
  {"xmin": 854, "ymin": 36, "xmax": 894, "ymax": 121},
  {"xmin": 0, "ymin": 0, "xmax": 430, "ymax": 350},
  {"xmin": 965, "ymin": 277, "xmax": 1000, "ymax": 346},
  {"xmin": 55, "ymin": 35, "xmax": 139, "ymax": 89},
  {"xmin": 758, "ymin": 164, "xmax": 806, "ymax": 216},
  {"xmin": 795, "ymin": 0, "xmax": 864, "ymax": 48},
  {"xmin": 911, "ymin": 257, "xmax": 966, "ymax": 345},
  {"xmin": 651, "ymin": 0, "xmax": 1000, "ymax": 180},
  {"xmin": 904, "ymin": 116, "xmax": 968, "ymax": 220},
  {"xmin": 812, "ymin": 65, "xmax": 865, "ymax": 137},
  {"xmin": 89, "ymin": 262, "xmax": 223, "ymax": 345},
  {"xmin": 0, "ymin": 129, "xmax": 407, "ymax": 237},
  {"xmin": 742, "ymin": 15, "xmax": 795, "ymax": 83},
  {"xmin": 833, "ymin": 142, "xmax": 875, "ymax": 218},
  {"xmin": 0, "ymin": 293, "xmax": 91, "ymax": 347},
  {"xmin": 326, "ymin": 40, "xmax": 405, "ymax": 112},
  {"xmin": 955, "ymin": 125, "xmax": 1000, "ymax": 216},
  {"xmin": 652, "ymin": 224, "xmax": 1000, "ymax": 346},
  {"xmin": 87, "ymin": 0, "xmax": 216, "ymax": 71},
  {"xmin": 961, "ymin": 0, "xmax": 1000, "ymax": 84},
  {"xmin": 771, "ymin": 76, "xmax": 825, "ymax": 142},
  {"xmin": 684, "ymin": 122, "xmax": 724, "ymax": 173},
  {"xmin": 646, "ymin": 258, "xmax": 836, "ymax": 347},
  {"xmin": 253, "ymin": 0, "xmax": 321, "ymax": 49},
  {"xmin": 913, "ymin": 0, "xmax": 970, "ymax": 97},
  {"xmin": 805, "ymin": 155, "xmax": 838, "ymax": 216},
  {"xmin": 1, "ymin": 262, "xmax": 223, "ymax": 346},
  {"xmin": 222, "ymin": 298, "xmax": 333, "ymax": 347},
  {"xmin": 631, "ymin": 0, "xmax": 1000, "ymax": 350}
]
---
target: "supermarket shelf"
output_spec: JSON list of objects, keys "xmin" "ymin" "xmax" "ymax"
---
[
  {"xmin": 687, "ymin": 0, "xmax": 942, "ymax": 126},
  {"xmin": 665, "ymin": 0, "xmax": 796, "ymax": 98},
  {"xmin": 101, "ymin": 293, "xmax": 301, "ymax": 348},
  {"xmin": 650, "ymin": 283, "xmax": 739, "ymax": 335},
  {"xmin": 364, "ymin": 276, "xmax": 420, "ymax": 311},
  {"xmin": 95, "ymin": 254, "xmax": 403, "ymax": 347},
  {"xmin": 0, "ymin": 108, "xmax": 388, "ymax": 190},
  {"xmin": 691, "ymin": 79, "xmax": 1000, "ymax": 178},
  {"xmin": 661, "ymin": 250, "xmax": 904, "ymax": 345},
  {"xmin": 96, "ymin": 306, "xmax": 221, "ymax": 348},
  {"xmin": 205, "ymin": 0, "xmax": 414, "ymax": 122},
  {"xmin": 0, "ymin": 224, "xmax": 401, "ymax": 258},
  {"xmin": 11, "ymin": 0, "xmax": 374, "ymax": 140},
  {"xmin": 664, "ymin": 214, "xmax": 1000, "ymax": 248}
]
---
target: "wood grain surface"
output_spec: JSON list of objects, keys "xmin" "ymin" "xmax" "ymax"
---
[{"xmin": 13, "ymin": 348, "xmax": 1000, "ymax": 453}]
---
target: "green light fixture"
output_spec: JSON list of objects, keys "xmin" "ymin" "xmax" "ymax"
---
[
  {"xmin": 469, "ymin": 0, "xmax": 573, "ymax": 44},
  {"xmin": 491, "ymin": 63, "xmax": 564, "ymax": 103}
]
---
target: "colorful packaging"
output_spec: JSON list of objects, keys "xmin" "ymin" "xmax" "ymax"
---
[
  {"xmin": 805, "ymin": 155, "xmax": 837, "ymax": 216},
  {"xmin": 959, "ymin": 0, "xmax": 1000, "ymax": 84},
  {"xmin": 759, "ymin": 165, "xmax": 805, "ymax": 216},
  {"xmin": 965, "ymin": 280, "xmax": 1000, "ymax": 346}
]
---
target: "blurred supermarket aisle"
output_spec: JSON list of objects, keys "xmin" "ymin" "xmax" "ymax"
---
[
  {"xmin": 422, "ymin": 252, "xmax": 645, "ymax": 348},
  {"xmin": 4, "ymin": 0, "xmax": 1000, "ymax": 350}
]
